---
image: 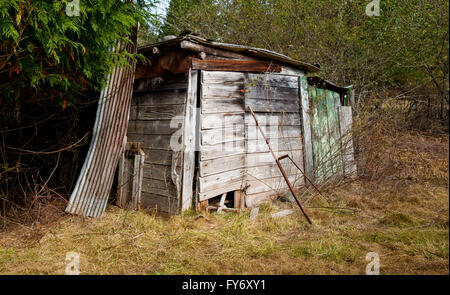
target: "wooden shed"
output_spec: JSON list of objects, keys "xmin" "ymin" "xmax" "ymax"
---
[{"xmin": 116, "ymin": 34, "xmax": 356, "ymax": 216}]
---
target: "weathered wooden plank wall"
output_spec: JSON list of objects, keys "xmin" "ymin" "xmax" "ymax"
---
[
  {"xmin": 310, "ymin": 87, "xmax": 328, "ymax": 182},
  {"xmin": 122, "ymin": 60, "xmax": 354, "ymax": 214},
  {"xmin": 198, "ymin": 71, "xmax": 246, "ymax": 201},
  {"xmin": 244, "ymin": 73, "xmax": 305, "ymax": 207},
  {"xmin": 126, "ymin": 74, "xmax": 188, "ymax": 215},
  {"xmin": 198, "ymin": 70, "xmax": 306, "ymax": 206},
  {"xmin": 328, "ymin": 91, "xmax": 344, "ymax": 176}
]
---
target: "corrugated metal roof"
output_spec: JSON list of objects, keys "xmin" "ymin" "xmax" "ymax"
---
[{"xmin": 138, "ymin": 35, "xmax": 320, "ymax": 73}]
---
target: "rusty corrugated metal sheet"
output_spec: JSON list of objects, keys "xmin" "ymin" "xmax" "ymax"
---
[{"xmin": 65, "ymin": 31, "xmax": 138, "ymax": 218}]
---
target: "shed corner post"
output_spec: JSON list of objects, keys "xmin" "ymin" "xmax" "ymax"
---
[
  {"xmin": 338, "ymin": 106, "xmax": 358, "ymax": 179},
  {"xmin": 349, "ymin": 88, "xmax": 356, "ymax": 111},
  {"xmin": 180, "ymin": 67, "xmax": 198, "ymax": 214},
  {"xmin": 299, "ymin": 75, "xmax": 314, "ymax": 186}
]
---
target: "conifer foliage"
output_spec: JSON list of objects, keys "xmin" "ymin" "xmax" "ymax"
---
[{"xmin": 0, "ymin": 0, "xmax": 150, "ymax": 108}]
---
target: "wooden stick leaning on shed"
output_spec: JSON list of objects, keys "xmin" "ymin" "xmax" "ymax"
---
[{"xmin": 248, "ymin": 106, "xmax": 312, "ymax": 225}]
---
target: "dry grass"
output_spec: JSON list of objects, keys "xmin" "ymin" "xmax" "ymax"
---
[
  {"xmin": 0, "ymin": 178, "xmax": 447, "ymax": 274},
  {"xmin": 0, "ymin": 117, "xmax": 448, "ymax": 274}
]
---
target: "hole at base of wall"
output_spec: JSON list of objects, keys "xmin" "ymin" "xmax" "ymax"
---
[{"xmin": 207, "ymin": 191, "xmax": 236, "ymax": 212}]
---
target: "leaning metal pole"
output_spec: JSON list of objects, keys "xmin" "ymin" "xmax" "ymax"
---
[
  {"xmin": 248, "ymin": 106, "xmax": 312, "ymax": 225},
  {"xmin": 278, "ymin": 154, "xmax": 327, "ymax": 202}
]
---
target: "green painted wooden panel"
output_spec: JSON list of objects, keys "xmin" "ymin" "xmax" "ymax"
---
[
  {"xmin": 312, "ymin": 88, "xmax": 329, "ymax": 182},
  {"xmin": 308, "ymin": 86, "xmax": 322, "ymax": 181},
  {"xmin": 332, "ymin": 91, "xmax": 344, "ymax": 176},
  {"xmin": 308, "ymin": 85, "xmax": 345, "ymax": 183},
  {"xmin": 325, "ymin": 90, "xmax": 340, "ymax": 175},
  {"xmin": 319, "ymin": 88, "xmax": 333, "ymax": 181}
]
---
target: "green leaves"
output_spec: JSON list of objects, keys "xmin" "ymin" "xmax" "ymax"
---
[{"xmin": 0, "ymin": 0, "xmax": 152, "ymax": 109}]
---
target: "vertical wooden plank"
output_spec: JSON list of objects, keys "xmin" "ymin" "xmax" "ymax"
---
[
  {"xmin": 338, "ymin": 106, "xmax": 357, "ymax": 178},
  {"xmin": 332, "ymin": 91, "xmax": 344, "ymax": 176},
  {"xmin": 216, "ymin": 193, "xmax": 227, "ymax": 213},
  {"xmin": 349, "ymin": 88, "xmax": 355, "ymax": 109},
  {"xmin": 117, "ymin": 150, "xmax": 126, "ymax": 208},
  {"xmin": 240, "ymin": 190, "xmax": 246, "ymax": 210},
  {"xmin": 325, "ymin": 90, "xmax": 339, "ymax": 175},
  {"xmin": 316, "ymin": 88, "xmax": 332, "ymax": 182},
  {"xmin": 234, "ymin": 190, "xmax": 245, "ymax": 211},
  {"xmin": 181, "ymin": 68, "xmax": 198, "ymax": 212},
  {"xmin": 299, "ymin": 76, "xmax": 314, "ymax": 184},
  {"xmin": 198, "ymin": 199, "xmax": 209, "ymax": 214},
  {"xmin": 138, "ymin": 152, "xmax": 145, "ymax": 209},
  {"xmin": 194, "ymin": 171, "xmax": 200, "ymax": 211},
  {"xmin": 131, "ymin": 151, "xmax": 145, "ymax": 210},
  {"xmin": 132, "ymin": 154, "xmax": 140, "ymax": 209},
  {"xmin": 320, "ymin": 88, "xmax": 331, "ymax": 181},
  {"xmin": 309, "ymin": 86, "xmax": 323, "ymax": 181}
]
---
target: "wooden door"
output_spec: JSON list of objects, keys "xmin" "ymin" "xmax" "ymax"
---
[
  {"xmin": 243, "ymin": 73, "xmax": 304, "ymax": 207},
  {"xmin": 306, "ymin": 84, "xmax": 345, "ymax": 183}
]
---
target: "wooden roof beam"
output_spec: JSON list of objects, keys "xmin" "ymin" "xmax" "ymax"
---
[
  {"xmin": 181, "ymin": 40, "xmax": 257, "ymax": 61},
  {"xmin": 191, "ymin": 58, "xmax": 282, "ymax": 73}
]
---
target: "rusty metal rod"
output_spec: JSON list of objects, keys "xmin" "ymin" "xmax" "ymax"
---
[
  {"xmin": 278, "ymin": 154, "xmax": 327, "ymax": 201},
  {"xmin": 278, "ymin": 154, "xmax": 289, "ymax": 161},
  {"xmin": 248, "ymin": 106, "xmax": 312, "ymax": 225}
]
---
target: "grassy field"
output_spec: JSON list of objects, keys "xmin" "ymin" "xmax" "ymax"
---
[
  {"xmin": 0, "ymin": 131, "xmax": 448, "ymax": 275},
  {"xmin": 0, "ymin": 179, "xmax": 448, "ymax": 275}
]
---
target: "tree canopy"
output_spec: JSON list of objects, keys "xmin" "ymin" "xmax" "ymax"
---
[{"xmin": 160, "ymin": 0, "xmax": 449, "ymax": 106}]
